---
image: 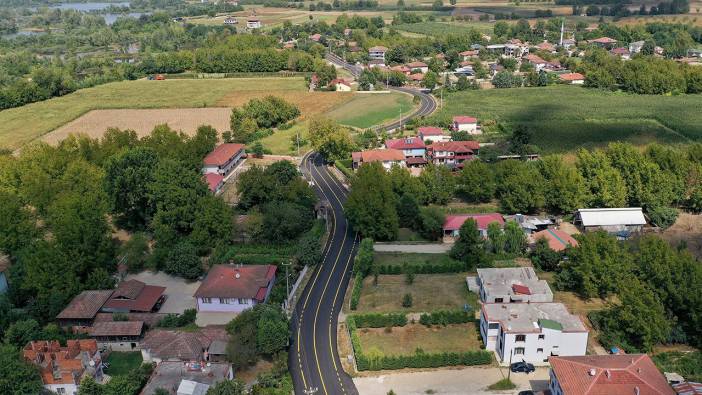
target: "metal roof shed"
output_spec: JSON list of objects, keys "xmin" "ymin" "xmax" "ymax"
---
[{"xmin": 575, "ymin": 208, "xmax": 646, "ymax": 227}]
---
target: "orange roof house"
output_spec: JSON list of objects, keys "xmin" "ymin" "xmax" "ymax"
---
[{"xmin": 23, "ymin": 340, "xmax": 103, "ymax": 391}]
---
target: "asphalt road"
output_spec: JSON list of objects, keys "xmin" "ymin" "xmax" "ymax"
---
[{"xmin": 288, "ymin": 55, "xmax": 438, "ymax": 395}]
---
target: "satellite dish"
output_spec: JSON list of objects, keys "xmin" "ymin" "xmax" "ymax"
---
[{"xmin": 89, "ymin": 360, "xmax": 95, "ymax": 367}]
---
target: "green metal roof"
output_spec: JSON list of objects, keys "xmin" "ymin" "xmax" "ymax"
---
[{"xmin": 539, "ymin": 319, "xmax": 563, "ymax": 331}]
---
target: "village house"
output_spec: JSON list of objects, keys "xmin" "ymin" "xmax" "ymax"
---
[
  {"xmin": 548, "ymin": 354, "xmax": 675, "ymax": 395},
  {"xmin": 329, "ymin": 78, "xmax": 352, "ymax": 92},
  {"xmin": 588, "ymin": 37, "xmax": 618, "ymax": 49},
  {"xmin": 443, "ymin": 213, "xmax": 505, "ymax": 240},
  {"xmin": 525, "ymin": 54, "xmax": 562, "ymax": 71},
  {"xmin": 535, "ymin": 41, "xmax": 556, "ymax": 53},
  {"xmin": 504, "ymin": 214, "xmax": 553, "ymax": 234},
  {"xmin": 223, "ymin": 16, "xmax": 237, "ymax": 25},
  {"xmin": 451, "ymin": 116, "xmax": 479, "ymax": 134},
  {"xmin": 480, "ymin": 303, "xmax": 588, "ymax": 366},
  {"xmin": 88, "ymin": 321, "xmax": 145, "ymax": 351},
  {"xmin": 194, "ymin": 264, "xmax": 276, "ymax": 313},
  {"xmin": 351, "ymin": 149, "xmax": 406, "ymax": 170},
  {"xmin": 23, "ymin": 340, "xmax": 104, "ymax": 395},
  {"xmin": 391, "ymin": 65, "xmax": 411, "ymax": 75},
  {"xmin": 406, "ymin": 61, "xmax": 429, "ymax": 74},
  {"xmin": 459, "ymin": 50, "xmax": 479, "ymax": 61},
  {"xmin": 408, "ymin": 73, "xmax": 424, "ymax": 84},
  {"xmin": 560, "ymin": 38, "xmax": 576, "ymax": 50},
  {"xmin": 427, "ymin": 140, "xmax": 480, "ymax": 169},
  {"xmin": 610, "ymin": 47, "xmax": 631, "ymax": 60},
  {"xmin": 469, "ymin": 267, "xmax": 554, "ymax": 303},
  {"xmin": 57, "ymin": 290, "xmax": 114, "ymax": 329},
  {"xmin": 368, "ymin": 45, "xmax": 388, "ymax": 61},
  {"xmin": 532, "ymin": 228, "xmax": 578, "ymax": 252},
  {"xmin": 246, "ymin": 18, "xmax": 262, "ymax": 29},
  {"xmin": 485, "ymin": 43, "xmax": 529, "ymax": 58},
  {"xmin": 559, "ymin": 72, "xmax": 585, "ymax": 85},
  {"xmin": 309, "ymin": 33, "xmax": 321, "ymax": 42},
  {"xmin": 202, "ymin": 143, "xmax": 246, "ymax": 179},
  {"xmin": 141, "ymin": 361, "xmax": 234, "ymax": 395},
  {"xmin": 141, "ymin": 327, "xmax": 228, "ymax": 363},
  {"xmin": 417, "ymin": 126, "xmax": 450, "ymax": 143},
  {"xmin": 385, "ymin": 137, "xmax": 426, "ymax": 159},
  {"xmin": 574, "ymin": 208, "xmax": 646, "ymax": 239},
  {"xmin": 101, "ymin": 279, "xmax": 166, "ymax": 314},
  {"xmin": 204, "ymin": 173, "xmax": 225, "ymax": 194},
  {"xmin": 629, "ymin": 40, "xmax": 645, "ymax": 54}
]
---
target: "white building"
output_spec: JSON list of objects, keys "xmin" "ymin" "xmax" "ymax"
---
[
  {"xmin": 417, "ymin": 126, "xmax": 450, "ymax": 143},
  {"xmin": 351, "ymin": 149, "xmax": 406, "ymax": 170},
  {"xmin": 246, "ymin": 18, "xmax": 262, "ymax": 29},
  {"xmin": 480, "ymin": 303, "xmax": 588, "ymax": 366},
  {"xmin": 574, "ymin": 207, "xmax": 646, "ymax": 238},
  {"xmin": 368, "ymin": 46, "xmax": 388, "ymax": 61},
  {"xmin": 194, "ymin": 264, "xmax": 276, "ymax": 313},
  {"xmin": 470, "ymin": 267, "xmax": 553, "ymax": 304},
  {"xmin": 178, "ymin": 379, "xmax": 210, "ymax": 395},
  {"xmin": 223, "ymin": 16, "xmax": 237, "ymax": 25},
  {"xmin": 202, "ymin": 143, "xmax": 246, "ymax": 178},
  {"xmin": 452, "ymin": 116, "xmax": 479, "ymax": 134}
]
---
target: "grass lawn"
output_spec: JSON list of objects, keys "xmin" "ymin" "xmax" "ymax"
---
[
  {"xmin": 396, "ymin": 227, "xmax": 428, "ymax": 242},
  {"xmin": 432, "ymin": 85, "xmax": 702, "ymax": 153},
  {"xmin": 327, "ymin": 92, "xmax": 415, "ymax": 129},
  {"xmin": 374, "ymin": 252, "xmax": 460, "ymax": 268},
  {"xmin": 104, "ymin": 352, "xmax": 143, "ymax": 376},
  {"xmin": 357, "ymin": 323, "xmax": 482, "ymax": 356},
  {"xmin": 394, "ymin": 21, "xmax": 494, "ymax": 36},
  {"xmin": 357, "ymin": 272, "xmax": 477, "ymax": 313},
  {"xmin": 0, "ymin": 77, "xmax": 307, "ymax": 150}
]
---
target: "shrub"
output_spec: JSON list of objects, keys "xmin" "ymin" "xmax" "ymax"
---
[
  {"xmin": 405, "ymin": 271, "xmax": 415, "ymax": 285},
  {"xmin": 419, "ymin": 310, "xmax": 472, "ymax": 326},
  {"xmin": 157, "ymin": 309, "xmax": 197, "ymax": 328},
  {"xmin": 402, "ymin": 293, "xmax": 413, "ymax": 308},
  {"xmin": 351, "ymin": 313, "xmax": 407, "ymax": 328},
  {"xmin": 648, "ymin": 206, "xmax": 678, "ymax": 229},
  {"xmin": 112, "ymin": 313, "xmax": 129, "ymax": 322},
  {"xmin": 350, "ymin": 273, "xmax": 364, "ymax": 310}
]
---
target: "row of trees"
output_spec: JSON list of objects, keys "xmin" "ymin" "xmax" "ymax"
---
[{"xmin": 228, "ymin": 96, "xmax": 301, "ymax": 143}]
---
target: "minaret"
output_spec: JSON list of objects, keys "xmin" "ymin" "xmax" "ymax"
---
[{"xmin": 559, "ymin": 19, "xmax": 565, "ymax": 47}]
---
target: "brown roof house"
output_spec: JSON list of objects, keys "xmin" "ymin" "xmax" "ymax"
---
[
  {"xmin": 141, "ymin": 361, "xmax": 234, "ymax": 395},
  {"xmin": 23, "ymin": 340, "xmax": 104, "ymax": 395},
  {"xmin": 140, "ymin": 326, "xmax": 228, "ymax": 363},
  {"xmin": 57, "ymin": 290, "xmax": 114, "ymax": 329},
  {"xmin": 351, "ymin": 149, "xmax": 406, "ymax": 170},
  {"xmin": 89, "ymin": 321, "xmax": 145, "ymax": 352},
  {"xmin": 194, "ymin": 264, "xmax": 276, "ymax": 313},
  {"xmin": 102, "ymin": 279, "xmax": 166, "ymax": 313},
  {"xmin": 202, "ymin": 143, "xmax": 246, "ymax": 179}
]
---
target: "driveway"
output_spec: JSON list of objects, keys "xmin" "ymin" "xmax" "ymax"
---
[
  {"xmin": 353, "ymin": 366, "xmax": 550, "ymax": 395},
  {"xmin": 373, "ymin": 243, "xmax": 451, "ymax": 253},
  {"xmin": 126, "ymin": 271, "xmax": 200, "ymax": 314}
]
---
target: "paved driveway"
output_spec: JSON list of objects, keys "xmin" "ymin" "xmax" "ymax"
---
[
  {"xmin": 353, "ymin": 366, "xmax": 550, "ymax": 395},
  {"xmin": 126, "ymin": 271, "xmax": 200, "ymax": 314}
]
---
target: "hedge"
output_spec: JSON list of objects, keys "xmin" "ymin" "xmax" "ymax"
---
[
  {"xmin": 377, "ymin": 261, "xmax": 466, "ymax": 275},
  {"xmin": 350, "ymin": 273, "xmax": 364, "ymax": 310},
  {"xmin": 351, "ymin": 313, "xmax": 407, "ymax": 328},
  {"xmin": 347, "ymin": 316, "xmax": 492, "ymax": 371},
  {"xmin": 419, "ymin": 310, "xmax": 472, "ymax": 326},
  {"xmin": 334, "ymin": 160, "xmax": 355, "ymax": 181}
]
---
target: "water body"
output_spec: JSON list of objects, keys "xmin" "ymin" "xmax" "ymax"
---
[{"xmin": 40, "ymin": 3, "xmax": 149, "ymax": 24}]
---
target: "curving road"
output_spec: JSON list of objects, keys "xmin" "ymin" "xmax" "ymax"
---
[{"xmin": 288, "ymin": 55, "xmax": 437, "ymax": 395}]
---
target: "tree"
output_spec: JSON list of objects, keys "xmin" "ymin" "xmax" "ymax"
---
[
  {"xmin": 492, "ymin": 71, "xmax": 522, "ymax": 88},
  {"xmin": 78, "ymin": 377, "xmax": 104, "ymax": 395},
  {"xmin": 416, "ymin": 206, "xmax": 445, "ymax": 241},
  {"xmin": 456, "ymin": 75, "xmax": 470, "ymax": 91},
  {"xmin": 0, "ymin": 190, "xmax": 37, "ymax": 257},
  {"xmin": 190, "ymin": 195, "xmax": 235, "ymax": 250},
  {"xmin": 503, "ymin": 220, "xmax": 527, "ymax": 254},
  {"xmin": 256, "ymin": 306, "xmax": 289, "ymax": 356},
  {"xmin": 457, "ymin": 161, "xmax": 495, "ymax": 203},
  {"xmin": 3, "ymin": 319, "xmax": 41, "ymax": 348},
  {"xmin": 402, "ymin": 293, "xmax": 413, "ymax": 307},
  {"xmin": 296, "ymin": 233, "xmax": 322, "ymax": 266},
  {"xmin": 0, "ymin": 344, "xmax": 42, "ymax": 395},
  {"xmin": 449, "ymin": 219, "xmax": 485, "ymax": 269},
  {"xmin": 493, "ymin": 21, "xmax": 509, "ymax": 37},
  {"xmin": 206, "ymin": 380, "xmax": 246, "ymax": 395},
  {"xmin": 576, "ymin": 149, "xmax": 627, "ymax": 208},
  {"xmin": 262, "ymin": 201, "xmax": 314, "ymax": 242},
  {"xmin": 530, "ymin": 237, "xmax": 562, "ymax": 271},
  {"xmin": 397, "ymin": 193, "xmax": 420, "ymax": 228},
  {"xmin": 538, "ymin": 155, "xmax": 587, "ymax": 214},
  {"xmin": 307, "ymin": 118, "xmax": 355, "ymax": 161},
  {"xmin": 164, "ymin": 241, "xmax": 202, "ymax": 280},
  {"xmin": 495, "ymin": 161, "xmax": 546, "ymax": 213},
  {"xmin": 418, "ymin": 164, "xmax": 455, "ymax": 205},
  {"xmin": 358, "ymin": 69, "xmax": 377, "ymax": 91},
  {"xmin": 346, "ymin": 162, "xmax": 399, "ymax": 240},
  {"xmin": 486, "ymin": 221, "xmax": 505, "ymax": 254},
  {"xmin": 422, "ymin": 71, "xmax": 439, "ymax": 90}
]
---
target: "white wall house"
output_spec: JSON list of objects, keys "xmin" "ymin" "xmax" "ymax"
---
[
  {"xmin": 368, "ymin": 46, "xmax": 388, "ymax": 61},
  {"xmin": 417, "ymin": 127, "xmax": 450, "ymax": 143},
  {"xmin": 452, "ymin": 116, "xmax": 479, "ymax": 134},
  {"xmin": 480, "ymin": 303, "xmax": 588, "ymax": 366},
  {"xmin": 194, "ymin": 264, "xmax": 276, "ymax": 313},
  {"xmin": 246, "ymin": 19, "xmax": 262, "ymax": 29},
  {"xmin": 352, "ymin": 149, "xmax": 406, "ymax": 170},
  {"xmin": 202, "ymin": 143, "xmax": 246, "ymax": 178}
]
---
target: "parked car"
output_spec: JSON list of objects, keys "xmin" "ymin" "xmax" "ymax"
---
[
  {"xmin": 518, "ymin": 391, "xmax": 535, "ymax": 395},
  {"xmin": 510, "ymin": 361, "xmax": 536, "ymax": 374}
]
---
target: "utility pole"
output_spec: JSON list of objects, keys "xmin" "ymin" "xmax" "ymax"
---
[{"xmin": 282, "ymin": 259, "xmax": 293, "ymax": 314}]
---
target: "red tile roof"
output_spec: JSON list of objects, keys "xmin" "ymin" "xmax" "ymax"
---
[
  {"xmin": 459, "ymin": 50, "xmax": 479, "ymax": 57},
  {"xmin": 203, "ymin": 144, "xmax": 245, "ymax": 167},
  {"xmin": 443, "ymin": 213, "xmax": 504, "ymax": 231},
  {"xmin": 673, "ymin": 382, "xmax": 702, "ymax": 394},
  {"xmin": 23, "ymin": 340, "xmax": 99, "ymax": 386},
  {"xmin": 611, "ymin": 47, "xmax": 630, "ymax": 55},
  {"xmin": 429, "ymin": 141, "xmax": 480, "ymax": 153},
  {"xmin": 385, "ymin": 137, "xmax": 426, "ymax": 150},
  {"xmin": 102, "ymin": 280, "xmax": 166, "ymax": 313},
  {"xmin": 405, "ymin": 157, "xmax": 427, "ymax": 165},
  {"xmin": 329, "ymin": 78, "xmax": 351, "ymax": 87},
  {"xmin": 354, "ymin": 149, "xmax": 405, "ymax": 163},
  {"xmin": 141, "ymin": 327, "xmax": 228, "ymax": 361},
  {"xmin": 453, "ymin": 116, "xmax": 477, "ymax": 124},
  {"xmin": 409, "ymin": 73, "xmax": 424, "ymax": 81},
  {"xmin": 57, "ymin": 290, "xmax": 114, "ymax": 320},
  {"xmin": 559, "ymin": 72, "xmax": 585, "ymax": 81},
  {"xmin": 590, "ymin": 37, "xmax": 618, "ymax": 44},
  {"xmin": 204, "ymin": 173, "xmax": 224, "ymax": 192},
  {"xmin": 194, "ymin": 264, "xmax": 276, "ymax": 300},
  {"xmin": 369, "ymin": 46, "xmax": 388, "ymax": 52},
  {"xmin": 533, "ymin": 229, "xmax": 579, "ymax": 252},
  {"xmin": 550, "ymin": 354, "xmax": 675, "ymax": 395},
  {"xmin": 526, "ymin": 54, "xmax": 547, "ymax": 64},
  {"xmin": 89, "ymin": 321, "xmax": 144, "ymax": 337},
  {"xmin": 417, "ymin": 126, "xmax": 445, "ymax": 136},
  {"xmin": 407, "ymin": 61, "xmax": 428, "ymax": 68}
]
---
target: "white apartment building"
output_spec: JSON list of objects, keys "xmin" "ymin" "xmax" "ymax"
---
[
  {"xmin": 472, "ymin": 267, "xmax": 553, "ymax": 303},
  {"xmin": 480, "ymin": 303, "xmax": 588, "ymax": 366}
]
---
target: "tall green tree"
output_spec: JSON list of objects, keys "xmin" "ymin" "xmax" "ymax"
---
[
  {"xmin": 397, "ymin": 193, "xmax": 420, "ymax": 229},
  {"xmin": 457, "ymin": 161, "xmax": 495, "ymax": 203},
  {"xmin": 0, "ymin": 344, "xmax": 42, "ymax": 395},
  {"xmin": 0, "ymin": 190, "xmax": 37, "ymax": 257},
  {"xmin": 494, "ymin": 161, "xmax": 545, "ymax": 213},
  {"xmin": 207, "ymin": 380, "xmax": 246, "ymax": 395},
  {"xmin": 538, "ymin": 155, "xmax": 587, "ymax": 214},
  {"xmin": 346, "ymin": 162, "xmax": 399, "ymax": 240},
  {"xmin": 576, "ymin": 149, "xmax": 627, "ymax": 208},
  {"xmin": 308, "ymin": 118, "xmax": 355, "ymax": 161},
  {"xmin": 503, "ymin": 220, "xmax": 527, "ymax": 254},
  {"xmin": 418, "ymin": 164, "xmax": 455, "ymax": 205},
  {"xmin": 449, "ymin": 219, "xmax": 485, "ymax": 269}
]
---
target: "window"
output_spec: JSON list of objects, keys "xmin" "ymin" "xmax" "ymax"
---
[
  {"xmin": 537, "ymin": 348, "xmax": 544, "ymax": 353},
  {"xmin": 515, "ymin": 335, "xmax": 526, "ymax": 342},
  {"xmin": 494, "ymin": 298, "xmax": 504, "ymax": 303},
  {"xmin": 488, "ymin": 323, "xmax": 500, "ymax": 330},
  {"xmin": 219, "ymin": 298, "xmax": 231, "ymax": 304},
  {"xmin": 538, "ymin": 334, "xmax": 545, "ymax": 340},
  {"xmin": 202, "ymin": 298, "xmax": 212, "ymax": 304},
  {"xmin": 238, "ymin": 298, "xmax": 247, "ymax": 304},
  {"xmin": 57, "ymin": 389, "xmax": 66, "ymax": 395},
  {"xmin": 514, "ymin": 347, "xmax": 525, "ymax": 355}
]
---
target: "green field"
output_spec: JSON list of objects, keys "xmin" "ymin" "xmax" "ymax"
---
[
  {"xmin": 0, "ymin": 77, "xmax": 306, "ymax": 150},
  {"xmin": 433, "ymin": 86, "xmax": 702, "ymax": 153},
  {"xmin": 327, "ymin": 92, "xmax": 414, "ymax": 129},
  {"xmin": 104, "ymin": 352, "xmax": 143, "ymax": 376},
  {"xmin": 394, "ymin": 21, "xmax": 494, "ymax": 36},
  {"xmin": 357, "ymin": 323, "xmax": 482, "ymax": 355}
]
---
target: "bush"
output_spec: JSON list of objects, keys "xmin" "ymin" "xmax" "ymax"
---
[
  {"xmin": 405, "ymin": 271, "xmax": 415, "ymax": 285},
  {"xmin": 419, "ymin": 310, "xmax": 472, "ymax": 326},
  {"xmin": 648, "ymin": 206, "xmax": 678, "ymax": 229},
  {"xmin": 164, "ymin": 241, "xmax": 203, "ymax": 280},
  {"xmin": 402, "ymin": 293, "xmax": 413, "ymax": 308},
  {"xmin": 157, "ymin": 309, "xmax": 197, "ymax": 328},
  {"xmin": 351, "ymin": 313, "xmax": 407, "ymax": 328},
  {"xmin": 350, "ymin": 273, "xmax": 364, "ymax": 310},
  {"xmin": 488, "ymin": 378, "xmax": 516, "ymax": 390}
]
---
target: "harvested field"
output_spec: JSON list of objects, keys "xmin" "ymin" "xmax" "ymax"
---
[
  {"xmin": 216, "ymin": 90, "xmax": 354, "ymax": 120},
  {"xmin": 43, "ymin": 108, "xmax": 232, "ymax": 144},
  {"xmin": 660, "ymin": 213, "xmax": 702, "ymax": 259}
]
